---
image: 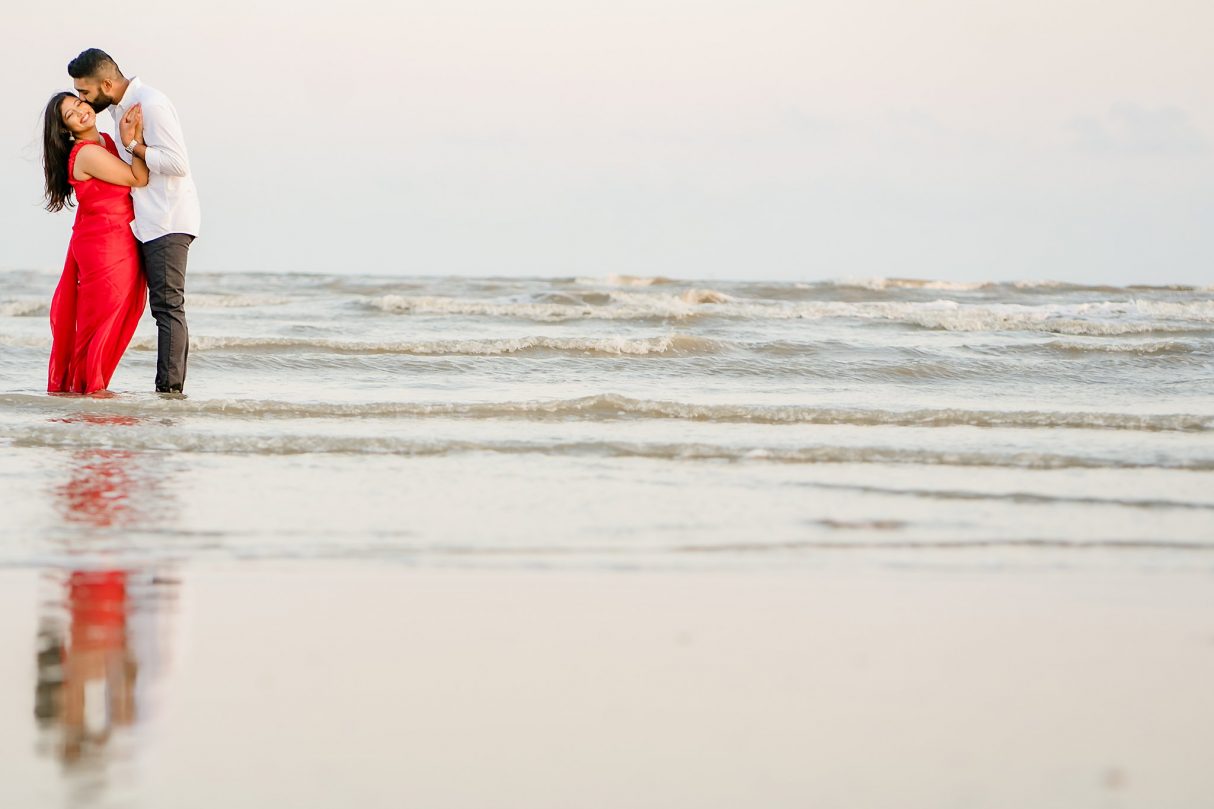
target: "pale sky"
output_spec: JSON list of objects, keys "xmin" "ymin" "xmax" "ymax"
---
[{"xmin": 3, "ymin": 0, "xmax": 1212, "ymax": 284}]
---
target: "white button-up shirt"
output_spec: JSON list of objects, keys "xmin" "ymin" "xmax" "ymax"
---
[{"xmin": 110, "ymin": 76, "xmax": 201, "ymax": 243}]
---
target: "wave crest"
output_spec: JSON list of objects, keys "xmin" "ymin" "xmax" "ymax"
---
[
  {"xmin": 0, "ymin": 299, "xmax": 48, "ymax": 317},
  {"xmin": 124, "ymin": 334, "xmax": 719, "ymax": 356},
  {"xmin": 3, "ymin": 392, "xmax": 1207, "ymax": 432},
  {"xmin": 4, "ymin": 424, "xmax": 1210, "ymax": 470},
  {"xmin": 367, "ymin": 292, "xmax": 736, "ymax": 321},
  {"xmin": 577, "ymin": 274, "xmax": 675, "ymax": 287},
  {"xmin": 189, "ymin": 293, "xmax": 292, "ymax": 309},
  {"xmin": 361, "ymin": 292, "xmax": 1214, "ymax": 333}
]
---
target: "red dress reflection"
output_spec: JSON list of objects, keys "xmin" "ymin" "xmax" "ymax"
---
[
  {"xmin": 38, "ymin": 415, "xmax": 144, "ymax": 762},
  {"xmin": 52, "ymin": 415, "xmax": 141, "ymax": 528},
  {"xmin": 58, "ymin": 571, "xmax": 136, "ymax": 760}
]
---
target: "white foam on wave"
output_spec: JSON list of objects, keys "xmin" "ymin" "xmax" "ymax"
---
[
  {"xmin": 1072, "ymin": 299, "xmax": 1214, "ymax": 321},
  {"xmin": 851, "ymin": 299, "xmax": 1208, "ymax": 335},
  {"xmin": 836, "ymin": 277, "xmax": 992, "ymax": 292},
  {"xmin": 576, "ymin": 274, "xmax": 675, "ymax": 287},
  {"xmin": 747, "ymin": 298, "xmax": 1214, "ymax": 335},
  {"xmin": 364, "ymin": 291, "xmax": 1214, "ymax": 333},
  {"xmin": 368, "ymin": 291, "xmax": 734, "ymax": 321},
  {"xmin": 834, "ymin": 277, "xmax": 1115, "ymax": 292},
  {"xmin": 130, "ymin": 333, "xmax": 719, "ymax": 356},
  {"xmin": 679, "ymin": 288, "xmax": 733, "ymax": 304},
  {"xmin": 0, "ymin": 299, "xmax": 48, "ymax": 317},
  {"xmin": 1032, "ymin": 339, "xmax": 1203, "ymax": 356},
  {"xmin": 1011, "ymin": 280, "xmax": 1067, "ymax": 289},
  {"xmin": 0, "ymin": 334, "xmax": 49, "ymax": 348},
  {"xmin": 2, "ymin": 293, "xmax": 287, "ymax": 318},
  {"xmin": 3, "ymin": 391, "xmax": 1206, "ymax": 432},
  {"xmin": 5, "ymin": 295, "xmax": 1213, "ymax": 350},
  {"xmin": 371, "ymin": 294, "xmax": 591, "ymax": 320},
  {"xmin": 4, "ymin": 421, "xmax": 1207, "ymax": 470},
  {"xmin": 189, "ymin": 293, "xmax": 292, "ymax": 309}
]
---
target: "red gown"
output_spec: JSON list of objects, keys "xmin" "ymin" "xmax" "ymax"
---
[{"xmin": 48, "ymin": 133, "xmax": 146, "ymax": 394}]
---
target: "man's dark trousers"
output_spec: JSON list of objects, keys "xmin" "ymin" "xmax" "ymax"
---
[{"xmin": 141, "ymin": 233, "xmax": 194, "ymax": 393}]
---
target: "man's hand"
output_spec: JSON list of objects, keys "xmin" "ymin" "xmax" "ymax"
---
[{"xmin": 119, "ymin": 103, "xmax": 143, "ymax": 148}]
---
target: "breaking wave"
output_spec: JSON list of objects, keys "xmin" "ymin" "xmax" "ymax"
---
[
  {"xmin": 998, "ymin": 339, "xmax": 1208, "ymax": 356},
  {"xmin": 188, "ymin": 293, "xmax": 292, "ymax": 309},
  {"xmin": 125, "ymin": 334, "xmax": 721, "ymax": 356},
  {"xmin": 0, "ymin": 299, "xmax": 48, "ymax": 317},
  {"xmin": 835, "ymin": 277, "xmax": 994, "ymax": 292},
  {"xmin": 364, "ymin": 292, "xmax": 725, "ymax": 320},
  {"xmin": 576, "ymin": 274, "xmax": 676, "ymax": 287},
  {"xmin": 361, "ymin": 293, "xmax": 1214, "ymax": 333},
  {"xmin": 3, "ymin": 392, "xmax": 1208, "ymax": 431},
  {"xmin": 3, "ymin": 423, "xmax": 1211, "ymax": 469}
]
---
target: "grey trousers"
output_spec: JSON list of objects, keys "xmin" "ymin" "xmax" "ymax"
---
[{"xmin": 140, "ymin": 233, "xmax": 194, "ymax": 392}]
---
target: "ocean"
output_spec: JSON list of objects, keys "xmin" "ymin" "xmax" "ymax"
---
[
  {"xmin": 3, "ymin": 268, "xmax": 1214, "ymax": 808},
  {"xmin": 2, "ymin": 269, "xmax": 1212, "ymax": 568}
]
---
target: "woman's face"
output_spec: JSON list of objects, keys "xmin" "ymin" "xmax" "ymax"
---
[{"xmin": 59, "ymin": 96, "xmax": 96, "ymax": 136}]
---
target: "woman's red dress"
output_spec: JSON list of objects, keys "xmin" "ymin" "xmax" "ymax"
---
[{"xmin": 48, "ymin": 133, "xmax": 146, "ymax": 394}]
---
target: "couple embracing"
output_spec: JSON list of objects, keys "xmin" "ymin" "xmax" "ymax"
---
[{"xmin": 41, "ymin": 48, "xmax": 199, "ymax": 396}]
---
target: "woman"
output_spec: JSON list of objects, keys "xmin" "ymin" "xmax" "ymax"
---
[{"xmin": 42, "ymin": 91, "xmax": 148, "ymax": 395}]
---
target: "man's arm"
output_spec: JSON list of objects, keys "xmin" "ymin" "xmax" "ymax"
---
[{"xmin": 126, "ymin": 102, "xmax": 190, "ymax": 177}]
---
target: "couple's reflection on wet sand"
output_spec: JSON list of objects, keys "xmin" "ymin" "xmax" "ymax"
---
[
  {"xmin": 36, "ymin": 570, "xmax": 138, "ymax": 763},
  {"xmin": 35, "ymin": 413, "xmax": 180, "ymax": 775}
]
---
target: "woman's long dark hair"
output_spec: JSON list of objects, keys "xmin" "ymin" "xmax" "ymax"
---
[{"xmin": 42, "ymin": 91, "xmax": 78, "ymax": 213}]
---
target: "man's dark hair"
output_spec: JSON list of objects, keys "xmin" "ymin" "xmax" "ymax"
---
[{"xmin": 67, "ymin": 48, "xmax": 123, "ymax": 80}]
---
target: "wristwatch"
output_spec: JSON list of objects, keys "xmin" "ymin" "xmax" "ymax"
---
[{"xmin": 125, "ymin": 138, "xmax": 139, "ymax": 154}]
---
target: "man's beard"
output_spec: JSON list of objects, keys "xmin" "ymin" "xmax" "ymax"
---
[{"xmin": 87, "ymin": 92, "xmax": 115, "ymax": 113}]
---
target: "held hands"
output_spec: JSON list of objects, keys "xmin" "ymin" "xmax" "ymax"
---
[{"xmin": 119, "ymin": 104, "xmax": 143, "ymax": 149}]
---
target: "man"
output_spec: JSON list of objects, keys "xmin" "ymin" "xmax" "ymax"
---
[{"xmin": 68, "ymin": 48, "xmax": 200, "ymax": 394}]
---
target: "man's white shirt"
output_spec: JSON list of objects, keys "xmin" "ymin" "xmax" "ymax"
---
[{"xmin": 110, "ymin": 76, "xmax": 201, "ymax": 243}]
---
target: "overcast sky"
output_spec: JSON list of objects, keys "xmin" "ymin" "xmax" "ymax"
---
[{"xmin": 3, "ymin": 0, "xmax": 1212, "ymax": 284}]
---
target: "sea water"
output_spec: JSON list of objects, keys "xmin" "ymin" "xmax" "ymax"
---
[{"xmin": 1, "ymin": 270, "xmax": 1212, "ymax": 569}]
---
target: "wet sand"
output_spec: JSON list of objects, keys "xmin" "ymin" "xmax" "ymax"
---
[{"xmin": 2, "ymin": 563, "xmax": 1212, "ymax": 808}]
